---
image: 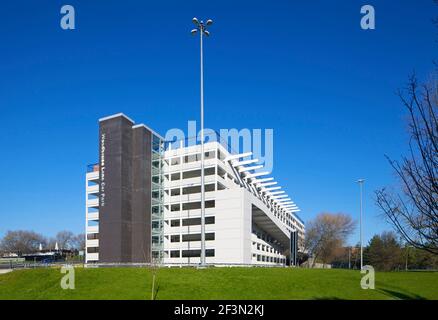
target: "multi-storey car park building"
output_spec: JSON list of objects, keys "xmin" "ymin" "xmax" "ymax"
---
[{"xmin": 85, "ymin": 113, "xmax": 305, "ymax": 266}]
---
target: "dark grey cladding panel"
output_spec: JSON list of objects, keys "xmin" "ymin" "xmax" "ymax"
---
[
  {"xmin": 99, "ymin": 115, "xmax": 134, "ymax": 263},
  {"xmin": 131, "ymin": 126, "xmax": 152, "ymax": 262}
]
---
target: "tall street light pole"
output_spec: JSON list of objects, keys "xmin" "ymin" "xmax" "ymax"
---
[
  {"xmin": 356, "ymin": 178, "xmax": 365, "ymax": 270},
  {"xmin": 191, "ymin": 18, "xmax": 213, "ymax": 267}
]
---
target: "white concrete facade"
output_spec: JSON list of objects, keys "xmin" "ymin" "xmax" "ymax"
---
[
  {"xmin": 85, "ymin": 137, "xmax": 305, "ymax": 265},
  {"xmin": 160, "ymin": 141, "xmax": 305, "ymax": 266},
  {"xmin": 85, "ymin": 167, "xmax": 99, "ymax": 263}
]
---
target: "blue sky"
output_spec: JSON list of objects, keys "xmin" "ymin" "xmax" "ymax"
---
[{"xmin": 0, "ymin": 1, "xmax": 437, "ymax": 245}]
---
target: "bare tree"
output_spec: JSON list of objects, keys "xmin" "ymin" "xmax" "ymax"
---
[
  {"xmin": 47, "ymin": 237, "xmax": 57, "ymax": 250},
  {"xmin": 375, "ymin": 74, "xmax": 438, "ymax": 255},
  {"xmin": 0, "ymin": 230, "xmax": 47, "ymax": 254},
  {"xmin": 55, "ymin": 230, "xmax": 76, "ymax": 250},
  {"xmin": 71, "ymin": 233, "xmax": 85, "ymax": 251},
  {"xmin": 305, "ymin": 213, "xmax": 356, "ymax": 266}
]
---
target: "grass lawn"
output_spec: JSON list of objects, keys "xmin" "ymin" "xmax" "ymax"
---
[{"xmin": 0, "ymin": 267, "xmax": 437, "ymax": 300}]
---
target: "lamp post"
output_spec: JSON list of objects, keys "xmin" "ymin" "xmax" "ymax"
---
[
  {"xmin": 356, "ymin": 178, "xmax": 365, "ymax": 270},
  {"xmin": 191, "ymin": 18, "xmax": 213, "ymax": 267}
]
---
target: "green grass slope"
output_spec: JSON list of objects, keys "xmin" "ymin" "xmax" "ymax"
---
[{"xmin": 0, "ymin": 267, "xmax": 437, "ymax": 300}]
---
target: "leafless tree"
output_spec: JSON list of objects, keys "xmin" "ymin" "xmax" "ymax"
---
[
  {"xmin": 71, "ymin": 233, "xmax": 85, "ymax": 251},
  {"xmin": 375, "ymin": 74, "xmax": 438, "ymax": 255},
  {"xmin": 53, "ymin": 230, "xmax": 76, "ymax": 250},
  {"xmin": 305, "ymin": 213, "xmax": 356, "ymax": 266},
  {"xmin": 0, "ymin": 230, "xmax": 47, "ymax": 254}
]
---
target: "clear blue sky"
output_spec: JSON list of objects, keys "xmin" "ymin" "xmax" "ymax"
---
[{"xmin": 0, "ymin": 1, "xmax": 436, "ymax": 245}]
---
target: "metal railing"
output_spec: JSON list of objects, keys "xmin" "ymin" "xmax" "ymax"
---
[
  {"xmin": 83, "ymin": 262, "xmax": 290, "ymax": 268},
  {"xmin": 0, "ymin": 260, "xmax": 85, "ymax": 270}
]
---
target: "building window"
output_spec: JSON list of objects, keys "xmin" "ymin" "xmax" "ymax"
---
[
  {"xmin": 204, "ymin": 151, "xmax": 215, "ymax": 160},
  {"xmin": 171, "ymin": 157, "xmax": 181, "ymax": 165},
  {"xmin": 152, "ymin": 160, "xmax": 160, "ymax": 169},
  {"xmin": 217, "ymin": 182, "xmax": 226, "ymax": 191},
  {"xmin": 152, "ymin": 236, "xmax": 162, "ymax": 245},
  {"xmin": 171, "ymin": 204, "xmax": 180, "ymax": 212},
  {"xmin": 152, "ymin": 221, "xmax": 161, "ymax": 229},
  {"xmin": 217, "ymin": 149, "xmax": 225, "ymax": 160},
  {"xmin": 182, "ymin": 233, "xmax": 215, "ymax": 242},
  {"xmin": 87, "ymin": 247, "xmax": 99, "ymax": 253},
  {"xmin": 182, "ymin": 216, "xmax": 215, "ymax": 226},
  {"xmin": 152, "ymin": 176, "xmax": 160, "ymax": 184},
  {"xmin": 152, "ymin": 205, "xmax": 160, "ymax": 214},
  {"xmin": 182, "ymin": 185, "xmax": 201, "ymax": 195},
  {"xmin": 181, "ymin": 249, "xmax": 215, "ymax": 257},
  {"xmin": 87, "ymin": 233, "xmax": 98, "ymax": 240},
  {"xmin": 184, "ymin": 154, "xmax": 199, "ymax": 163},
  {"xmin": 182, "ymin": 167, "xmax": 215, "ymax": 179},
  {"xmin": 170, "ymin": 250, "xmax": 180, "ymax": 258},
  {"xmin": 152, "ymin": 191, "xmax": 161, "ymax": 199},
  {"xmin": 170, "ymin": 235, "xmax": 180, "ymax": 243},
  {"xmin": 182, "ymin": 200, "xmax": 215, "ymax": 211},
  {"xmin": 171, "ymin": 172, "xmax": 181, "ymax": 181},
  {"xmin": 170, "ymin": 219, "xmax": 180, "ymax": 227},
  {"xmin": 181, "ymin": 184, "xmax": 215, "ymax": 195},
  {"xmin": 171, "ymin": 188, "xmax": 181, "ymax": 196}
]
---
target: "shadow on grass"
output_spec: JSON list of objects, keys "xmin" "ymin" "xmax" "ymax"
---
[
  {"xmin": 378, "ymin": 288, "xmax": 426, "ymax": 300},
  {"xmin": 153, "ymin": 284, "xmax": 160, "ymax": 300},
  {"xmin": 313, "ymin": 297, "xmax": 344, "ymax": 300}
]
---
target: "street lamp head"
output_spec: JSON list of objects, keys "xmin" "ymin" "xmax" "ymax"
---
[
  {"xmin": 191, "ymin": 29, "xmax": 198, "ymax": 35},
  {"xmin": 206, "ymin": 19, "xmax": 213, "ymax": 25},
  {"xmin": 356, "ymin": 178, "xmax": 365, "ymax": 184},
  {"xmin": 203, "ymin": 30, "xmax": 210, "ymax": 37},
  {"xmin": 192, "ymin": 17, "xmax": 199, "ymax": 25}
]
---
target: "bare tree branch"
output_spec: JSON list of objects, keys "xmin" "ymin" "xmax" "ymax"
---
[{"xmin": 376, "ymin": 74, "xmax": 438, "ymax": 255}]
